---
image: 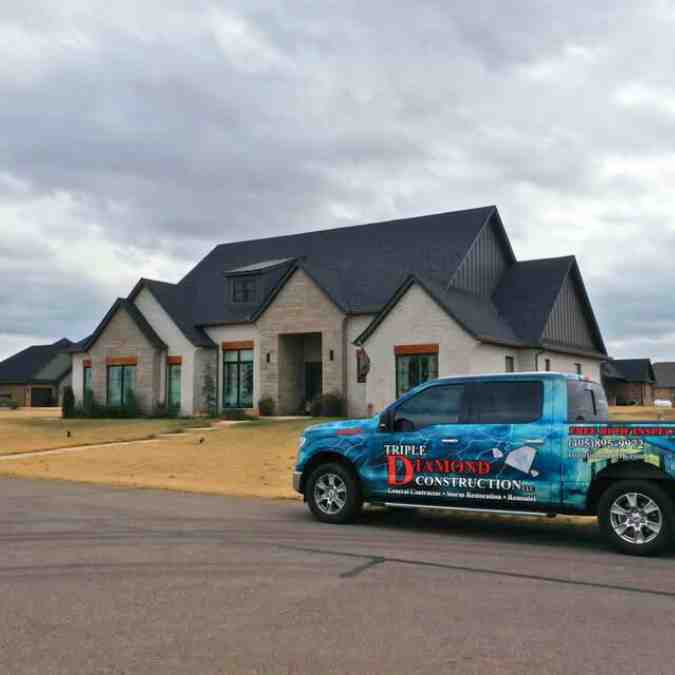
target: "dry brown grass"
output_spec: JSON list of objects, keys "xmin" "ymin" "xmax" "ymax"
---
[
  {"xmin": 0, "ymin": 418, "xmax": 322, "ymax": 499},
  {"xmin": 0, "ymin": 408, "xmax": 207, "ymax": 455},
  {"xmin": 608, "ymin": 406, "xmax": 675, "ymax": 421}
]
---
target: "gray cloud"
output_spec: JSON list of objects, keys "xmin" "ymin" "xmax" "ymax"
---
[{"xmin": 1, "ymin": 1, "xmax": 675, "ymax": 361}]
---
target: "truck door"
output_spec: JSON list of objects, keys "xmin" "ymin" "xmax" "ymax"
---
[
  {"xmin": 367, "ymin": 382, "xmax": 470, "ymax": 504},
  {"xmin": 462, "ymin": 379, "xmax": 559, "ymax": 509}
]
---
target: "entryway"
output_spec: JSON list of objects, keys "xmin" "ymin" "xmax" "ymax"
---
[{"xmin": 277, "ymin": 332, "xmax": 323, "ymax": 414}]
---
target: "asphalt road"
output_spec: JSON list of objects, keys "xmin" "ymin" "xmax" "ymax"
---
[{"xmin": 1, "ymin": 479, "xmax": 675, "ymax": 674}]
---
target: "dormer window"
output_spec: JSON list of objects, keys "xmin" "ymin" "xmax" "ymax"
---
[{"xmin": 232, "ymin": 276, "xmax": 257, "ymax": 303}]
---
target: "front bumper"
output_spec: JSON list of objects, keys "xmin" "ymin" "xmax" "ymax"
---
[{"xmin": 292, "ymin": 471, "xmax": 302, "ymax": 493}]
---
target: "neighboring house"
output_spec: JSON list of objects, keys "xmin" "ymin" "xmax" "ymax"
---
[
  {"xmin": 70, "ymin": 205, "xmax": 608, "ymax": 417},
  {"xmin": 601, "ymin": 359, "xmax": 656, "ymax": 405},
  {"xmin": 653, "ymin": 362, "xmax": 675, "ymax": 402},
  {"xmin": 0, "ymin": 338, "xmax": 74, "ymax": 406}
]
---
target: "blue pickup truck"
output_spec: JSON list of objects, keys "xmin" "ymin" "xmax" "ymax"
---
[{"xmin": 293, "ymin": 372, "xmax": 675, "ymax": 556}]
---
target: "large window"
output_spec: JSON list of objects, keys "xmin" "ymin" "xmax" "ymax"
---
[
  {"xmin": 83, "ymin": 365, "xmax": 93, "ymax": 398},
  {"xmin": 394, "ymin": 384, "xmax": 465, "ymax": 431},
  {"xmin": 232, "ymin": 277, "xmax": 257, "ymax": 303},
  {"xmin": 469, "ymin": 381, "xmax": 542, "ymax": 424},
  {"xmin": 567, "ymin": 380, "xmax": 608, "ymax": 422},
  {"xmin": 223, "ymin": 349, "xmax": 253, "ymax": 408},
  {"xmin": 167, "ymin": 364, "xmax": 181, "ymax": 411},
  {"xmin": 396, "ymin": 353, "xmax": 438, "ymax": 398},
  {"xmin": 107, "ymin": 365, "xmax": 136, "ymax": 406}
]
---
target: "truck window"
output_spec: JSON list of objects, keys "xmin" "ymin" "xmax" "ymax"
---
[
  {"xmin": 567, "ymin": 380, "xmax": 608, "ymax": 422},
  {"xmin": 393, "ymin": 384, "xmax": 465, "ymax": 431},
  {"xmin": 469, "ymin": 381, "xmax": 542, "ymax": 423}
]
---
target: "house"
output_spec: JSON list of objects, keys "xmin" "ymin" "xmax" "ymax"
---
[
  {"xmin": 0, "ymin": 338, "xmax": 74, "ymax": 406},
  {"xmin": 653, "ymin": 362, "xmax": 675, "ymax": 402},
  {"xmin": 601, "ymin": 358, "xmax": 656, "ymax": 405},
  {"xmin": 69, "ymin": 206, "xmax": 608, "ymax": 417}
]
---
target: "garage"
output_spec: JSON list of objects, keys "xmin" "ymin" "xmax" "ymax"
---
[{"xmin": 30, "ymin": 387, "xmax": 54, "ymax": 407}]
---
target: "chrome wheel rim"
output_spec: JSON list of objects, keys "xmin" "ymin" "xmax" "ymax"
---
[
  {"xmin": 610, "ymin": 492, "xmax": 663, "ymax": 545},
  {"xmin": 314, "ymin": 473, "xmax": 347, "ymax": 515}
]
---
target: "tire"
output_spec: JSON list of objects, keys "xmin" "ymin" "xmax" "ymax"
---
[
  {"xmin": 598, "ymin": 480, "xmax": 673, "ymax": 556},
  {"xmin": 306, "ymin": 462, "xmax": 362, "ymax": 524}
]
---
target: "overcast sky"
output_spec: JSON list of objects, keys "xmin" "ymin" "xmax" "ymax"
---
[{"xmin": 1, "ymin": 1, "xmax": 674, "ymax": 362}]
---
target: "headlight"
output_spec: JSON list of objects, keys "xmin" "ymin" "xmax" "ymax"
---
[{"xmin": 298, "ymin": 436, "xmax": 307, "ymax": 450}]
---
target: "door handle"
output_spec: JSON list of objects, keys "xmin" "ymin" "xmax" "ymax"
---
[
  {"xmin": 524, "ymin": 439, "xmax": 544, "ymax": 445},
  {"xmin": 441, "ymin": 438, "xmax": 459, "ymax": 444}
]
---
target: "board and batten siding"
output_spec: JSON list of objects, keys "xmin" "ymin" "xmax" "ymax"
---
[
  {"xmin": 543, "ymin": 272, "xmax": 597, "ymax": 352},
  {"xmin": 450, "ymin": 217, "xmax": 511, "ymax": 297}
]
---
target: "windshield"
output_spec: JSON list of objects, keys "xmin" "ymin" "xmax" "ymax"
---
[{"xmin": 567, "ymin": 380, "xmax": 609, "ymax": 422}]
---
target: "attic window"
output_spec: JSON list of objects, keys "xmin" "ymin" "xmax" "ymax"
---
[{"xmin": 232, "ymin": 276, "xmax": 257, "ymax": 303}]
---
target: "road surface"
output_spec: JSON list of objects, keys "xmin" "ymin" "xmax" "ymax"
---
[{"xmin": 1, "ymin": 478, "xmax": 674, "ymax": 674}]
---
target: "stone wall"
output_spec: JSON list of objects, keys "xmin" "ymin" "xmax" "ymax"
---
[{"xmin": 255, "ymin": 269, "xmax": 345, "ymax": 415}]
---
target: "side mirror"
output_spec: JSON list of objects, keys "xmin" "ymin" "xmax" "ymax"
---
[{"xmin": 378, "ymin": 410, "xmax": 391, "ymax": 432}]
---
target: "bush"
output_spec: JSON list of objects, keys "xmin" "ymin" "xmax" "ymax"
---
[
  {"xmin": 152, "ymin": 400, "xmax": 180, "ymax": 419},
  {"xmin": 62, "ymin": 386, "xmax": 75, "ymax": 418},
  {"xmin": 258, "ymin": 397, "xmax": 275, "ymax": 417},
  {"xmin": 221, "ymin": 408, "xmax": 253, "ymax": 421},
  {"xmin": 0, "ymin": 398, "xmax": 19, "ymax": 410},
  {"xmin": 309, "ymin": 392, "xmax": 344, "ymax": 417}
]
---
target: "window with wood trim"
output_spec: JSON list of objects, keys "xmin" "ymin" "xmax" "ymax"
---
[
  {"xmin": 396, "ymin": 351, "xmax": 438, "ymax": 398},
  {"xmin": 223, "ymin": 349, "xmax": 254, "ymax": 408},
  {"xmin": 107, "ymin": 365, "xmax": 136, "ymax": 407},
  {"xmin": 83, "ymin": 365, "xmax": 93, "ymax": 399}
]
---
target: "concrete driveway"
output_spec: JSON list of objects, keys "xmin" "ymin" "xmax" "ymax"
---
[{"xmin": 1, "ymin": 478, "xmax": 674, "ymax": 674}]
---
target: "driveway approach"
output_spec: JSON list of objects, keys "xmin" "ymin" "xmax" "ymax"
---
[{"xmin": 2, "ymin": 478, "xmax": 675, "ymax": 675}]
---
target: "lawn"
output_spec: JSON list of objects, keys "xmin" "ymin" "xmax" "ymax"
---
[
  {"xmin": 608, "ymin": 405, "xmax": 675, "ymax": 421},
  {"xmin": 0, "ymin": 418, "xmax": 323, "ymax": 499},
  {"xmin": 0, "ymin": 408, "xmax": 208, "ymax": 455}
]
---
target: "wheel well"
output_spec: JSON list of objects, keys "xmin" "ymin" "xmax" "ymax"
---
[
  {"xmin": 586, "ymin": 461, "xmax": 675, "ymax": 514},
  {"xmin": 299, "ymin": 452, "xmax": 359, "ymax": 495}
]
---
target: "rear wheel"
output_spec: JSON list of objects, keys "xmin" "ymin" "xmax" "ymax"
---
[
  {"xmin": 306, "ymin": 462, "xmax": 362, "ymax": 524},
  {"xmin": 598, "ymin": 480, "xmax": 673, "ymax": 556}
]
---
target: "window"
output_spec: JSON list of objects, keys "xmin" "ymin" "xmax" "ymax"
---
[
  {"xmin": 505, "ymin": 356, "xmax": 514, "ymax": 372},
  {"xmin": 545, "ymin": 358, "xmax": 551, "ymax": 372},
  {"xmin": 394, "ymin": 384, "xmax": 465, "ymax": 430},
  {"xmin": 575, "ymin": 363, "xmax": 582, "ymax": 375},
  {"xmin": 167, "ymin": 364, "xmax": 181, "ymax": 411},
  {"xmin": 396, "ymin": 353, "xmax": 438, "ymax": 397},
  {"xmin": 232, "ymin": 277, "xmax": 257, "ymax": 303},
  {"xmin": 567, "ymin": 380, "xmax": 608, "ymax": 422},
  {"xmin": 223, "ymin": 349, "xmax": 254, "ymax": 407},
  {"xmin": 83, "ymin": 365, "xmax": 93, "ymax": 399},
  {"xmin": 469, "ymin": 381, "xmax": 543, "ymax": 423},
  {"xmin": 107, "ymin": 365, "xmax": 136, "ymax": 406}
]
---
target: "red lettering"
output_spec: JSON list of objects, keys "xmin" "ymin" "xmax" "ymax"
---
[{"xmin": 387, "ymin": 455, "xmax": 414, "ymax": 486}]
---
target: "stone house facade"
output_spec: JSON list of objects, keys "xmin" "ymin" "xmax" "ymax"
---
[{"xmin": 69, "ymin": 206, "xmax": 609, "ymax": 417}]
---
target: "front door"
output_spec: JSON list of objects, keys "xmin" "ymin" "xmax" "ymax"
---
[{"xmin": 305, "ymin": 362, "xmax": 322, "ymax": 403}]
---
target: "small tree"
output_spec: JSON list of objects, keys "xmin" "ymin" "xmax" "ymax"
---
[{"xmin": 62, "ymin": 386, "xmax": 75, "ymax": 419}]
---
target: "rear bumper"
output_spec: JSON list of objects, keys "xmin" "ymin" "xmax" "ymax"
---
[{"xmin": 292, "ymin": 471, "xmax": 302, "ymax": 493}]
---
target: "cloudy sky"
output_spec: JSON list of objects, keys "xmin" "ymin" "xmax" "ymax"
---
[{"xmin": 1, "ymin": 1, "xmax": 674, "ymax": 361}]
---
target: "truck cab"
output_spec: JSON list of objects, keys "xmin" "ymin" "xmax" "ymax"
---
[{"xmin": 293, "ymin": 372, "xmax": 675, "ymax": 556}]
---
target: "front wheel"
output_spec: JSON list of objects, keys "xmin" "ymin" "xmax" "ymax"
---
[
  {"xmin": 598, "ymin": 480, "xmax": 673, "ymax": 556},
  {"xmin": 306, "ymin": 462, "xmax": 362, "ymax": 524}
]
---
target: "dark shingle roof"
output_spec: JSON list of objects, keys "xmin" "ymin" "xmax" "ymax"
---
[
  {"xmin": 653, "ymin": 362, "xmax": 675, "ymax": 388},
  {"xmin": 355, "ymin": 274, "xmax": 523, "ymax": 347},
  {"xmin": 74, "ymin": 299, "xmax": 167, "ymax": 353},
  {"xmin": 602, "ymin": 359, "xmax": 655, "ymax": 383},
  {"xmin": 128, "ymin": 280, "xmax": 215, "ymax": 348},
  {"xmin": 180, "ymin": 206, "xmax": 496, "ymax": 323},
  {"xmin": 0, "ymin": 338, "xmax": 73, "ymax": 384}
]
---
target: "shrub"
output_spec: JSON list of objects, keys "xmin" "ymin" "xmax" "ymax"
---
[
  {"xmin": 221, "ymin": 408, "xmax": 251, "ymax": 421},
  {"xmin": 258, "ymin": 397, "xmax": 275, "ymax": 417},
  {"xmin": 309, "ymin": 392, "xmax": 344, "ymax": 417},
  {"xmin": 62, "ymin": 386, "xmax": 75, "ymax": 418},
  {"xmin": 0, "ymin": 398, "xmax": 19, "ymax": 410}
]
